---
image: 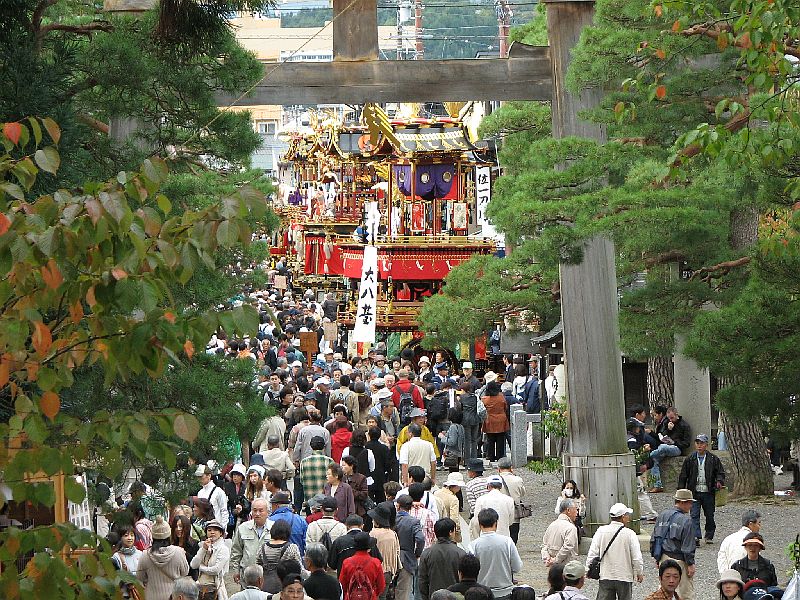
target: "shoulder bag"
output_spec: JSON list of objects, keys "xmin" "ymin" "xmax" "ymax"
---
[
  {"xmin": 500, "ymin": 475, "xmax": 532, "ymax": 520},
  {"xmin": 586, "ymin": 524, "xmax": 624, "ymax": 580},
  {"xmin": 114, "ymin": 552, "xmax": 144, "ymax": 600}
]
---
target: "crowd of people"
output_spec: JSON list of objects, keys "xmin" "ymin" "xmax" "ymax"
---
[{"xmin": 104, "ymin": 285, "xmax": 794, "ymax": 600}]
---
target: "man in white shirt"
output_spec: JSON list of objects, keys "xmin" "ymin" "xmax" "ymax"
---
[
  {"xmin": 497, "ymin": 457, "xmax": 526, "ymax": 544},
  {"xmin": 399, "ymin": 424, "xmax": 437, "ymax": 483},
  {"xmin": 717, "ymin": 509, "xmax": 762, "ymax": 573},
  {"xmin": 195, "ymin": 465, "xmax": 229, "ymax": 531},
  {"xmin": 470, "ymin": 476, "xmax": 515, "ymax": 540},
  {"xmin": 585, "ymin": 503, "xmax": 644, "ymax": 600}
]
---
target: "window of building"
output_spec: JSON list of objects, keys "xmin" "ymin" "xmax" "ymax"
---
[{"xmin": 257, "ymin": 121, "xmax": 277, "ymax": 135}]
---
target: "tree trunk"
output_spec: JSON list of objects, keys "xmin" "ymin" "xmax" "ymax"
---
[
  {"xmin": 719, "ymin": 412, "xmax": 773, "ymax": 496},
  {"xmin": 646, "ymin": 355, "xmax": 674, "ymax": 415},
  {"xmin": 719, "ymin": 208, "xmax": 774, "ymax": 496}
]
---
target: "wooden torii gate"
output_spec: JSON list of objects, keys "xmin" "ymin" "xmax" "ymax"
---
[{"xmin": 112, "ymin": 0, "xmax": 638, "ymax": 533}]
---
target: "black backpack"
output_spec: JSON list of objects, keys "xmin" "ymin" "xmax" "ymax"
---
[
  {"xmin": 318, "ymin": 520, "xmax": 336, "ymax": 553},
  {"xmin": 427, "ymin": 391, "xmax": 448, "ymax": 421},
  {"xmin": 398, "ymin": 390, "xmax": 415, "ymax": 426}
]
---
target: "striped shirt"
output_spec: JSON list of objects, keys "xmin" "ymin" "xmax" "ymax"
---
[{"xmin": 464, "ymin": 476, "xmax": 489, "ymax": 517}]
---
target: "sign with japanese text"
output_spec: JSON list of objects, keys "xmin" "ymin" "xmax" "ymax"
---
[
  {"xmin": 475, "ymin": 166, "xmax": 494, "ymax": 238},
  {"xmin": 352, "ymin": 245, "xmax": 379, "ymax": 343}
]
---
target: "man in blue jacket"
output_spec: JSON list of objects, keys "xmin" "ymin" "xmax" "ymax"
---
[{"xmin": 267, "ymin": 491, "xmax": 308, "ymax": 556}]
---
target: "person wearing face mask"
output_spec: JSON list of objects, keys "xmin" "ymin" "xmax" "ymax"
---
[{"xmin": 556, "ymin": 481, "xmax": 587, "ymax": 535}]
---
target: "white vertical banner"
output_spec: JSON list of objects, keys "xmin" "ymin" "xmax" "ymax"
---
[
  {"xmin": 352, "ymin": 245, "xmax": 379, "ymax": 343},
  {"xmin": 475, "ymin": 166, "xmax": 495, "ymax": 238}
]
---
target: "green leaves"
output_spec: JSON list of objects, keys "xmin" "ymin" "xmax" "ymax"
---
[{"xmin": 34, "ymin": 147, "xmax": 59, "ymax": 174}]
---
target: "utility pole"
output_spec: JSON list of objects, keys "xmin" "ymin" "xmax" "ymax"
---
[
  {"xmin": 495, "ymin": 0, "xmax": 512, "ymax": 58},
  {"xmin": 397, "ymin": 0, "xmax": 412, "ymax": 59},
  {"xmin": 414, "ymin": 0, "xmax": 423, "ymax": 59}
]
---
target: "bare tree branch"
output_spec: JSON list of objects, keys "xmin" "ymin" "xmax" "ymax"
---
[
  {"xmin": 38, "ymin": 21, "xmax": 114, "ymax": 38},
  {"xmin": 689, "ymin": 256, "xmax": 751, "ymax": 282}
]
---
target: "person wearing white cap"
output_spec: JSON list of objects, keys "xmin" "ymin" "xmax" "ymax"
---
[
  {"xmin": 470, "ymin": 475, "xmax": 515, "ymax": 541},
  {"xmin": 459, "ymin": 362, "xmax": 480, "ymax": 391},
  {"xmin": 418, "ymin": 356, "xmax": 433, "ymax": 383},
  {"xmin": 435, "ymin": 472, "xmax": 465, "ymax": 543},
  {"xmin": 194, "ymin": 465, "xmax": 229, "ymax": 530},
  {"xmin": 585, "ymin": 503, "xmax": 644, "ymax": 600}
]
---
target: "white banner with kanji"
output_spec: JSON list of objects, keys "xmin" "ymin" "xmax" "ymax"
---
[
  {"xmin": 352, "ymin": 245, "xmax": 379, "ymax": 343},
  {"xmin": 475, "ymin": 166, "xmax": 494, "ymax": 238}
]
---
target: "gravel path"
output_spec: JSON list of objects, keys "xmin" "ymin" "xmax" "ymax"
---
[
  {"xmin": 223, "ymin": 467, "xmax": 800, "ymax": 600},
  {"xmin": 511, "ymin": 467, "xmax": 799, "ymax": 600}
]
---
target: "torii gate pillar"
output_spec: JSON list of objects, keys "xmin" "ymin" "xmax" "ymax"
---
[{"xmin": 544, "ymin": 0, "xmax": 640, "ymax": 534}]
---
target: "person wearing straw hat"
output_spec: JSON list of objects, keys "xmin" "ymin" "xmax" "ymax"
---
[
  {"xmin": 191, "ymin": 519, "xmax": 231, "ymax": 600},
  {"xmin": 730, "ymin": 533, "xmax": 779, "ymax": 588},
  {"xmin": 651, "ymin": 489, "xmax": 697, "ymax": 600},
  {"xmin": 717, "ymin": 569, "xmax": 745, "ymax": 600},
  {"xmin": 435, "ymin": 472, "xmax": 464, "ymax": 543}
]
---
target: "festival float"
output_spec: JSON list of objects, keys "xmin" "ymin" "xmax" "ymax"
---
[{"xmin": 277, "ymin": 104, "xmax": 498, "ymax": 353}]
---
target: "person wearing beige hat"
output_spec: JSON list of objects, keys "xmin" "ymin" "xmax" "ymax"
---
[
  {"xmin": 730, "ymin": 532, "xmax": 778, "ymax": 588},
  {"xmin": 435, "ymin": 472, "xmax": 465, "ymax": 542},
  {"xmin": 717, "ymin": 569, "xmax": 745, "ymax": 600},
  {"xmin": 190, "ymin": 519, "xmax": 231, "ymax": 600},
  {"xmin": 650, "ymin": 489, "xmax": 696, "ymax": 600},
  {"xmin": 136, "ymin": 515, "xmax": 190, "ymax": 600}
]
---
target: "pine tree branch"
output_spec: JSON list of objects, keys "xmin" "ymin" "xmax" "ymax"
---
[
  {"xmin": 689, "ymin": 256, "xmax": 751, "ymax": 282},
  {"xmin": 680, "ymin": 21, "xmax": 800, "ymax": 58},
  {"xmin": 672, "ymin": 109, "xmax": 751, "ymax": 166},
  {"xmin": 76, "ymin": 114, "xmax": 110, "ymax": 134},
  {"xmin": 644, "ymin": 250, "xmax": 686, "ymax": 267},
  {"xmin": 31, "ymin": 0, "xmax": 59, "ymax": 33},
  {"xmin": 37, "ymin": 21, "xmax": 114, "ymax": 39}
]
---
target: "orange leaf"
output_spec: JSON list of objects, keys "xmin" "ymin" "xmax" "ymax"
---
[
  {"xmin": 86, "ymin": 286, "xmax": 97, "ymax": 307},
  {"xmin": 95, "ymin": 340, "xmax": 109, "ymax": 360},
  {"xmin": 654, "ymin": 4, "xmax": 663, "ymax": 17},
  {"xmin": 3, "ymin": 122, "xmax": 22, "ymax": 145},
  {"xmin": 163, "ymin": 311, "xmax": 176, "ymax": 324},
  {"xmin": 111, "ymin": 267, "xmax": 128, "ymax": 280},
  {"xmin": 69, "ymin": 301, "xmax": 84, "ymax": 324},
  {"xmin": 0, "ymin": 358, "xmax": 9, "ymax": 388},
  {"xmin": 717, "ymin": 34, "xmax": 729, "ymax": 50},
  {"xmin": 27, "ymin": 361, "xmax": 39, "ymax": 382},
  {"xmin": 183, "ymin": 340, "xmax": 195, "ymax": 360},
  {"xmin": 0, "ymin": 213, "xmax": 10, "ymax": 236},
  {"xmin": 672, "ymin": 20, "xmax": 681, "ymax": 32},
  {"xmin": 40, "ymin": 391, "xmax": 60, "ymax": 419},
  {"xmin": 32, "ymin": 321, "xmax": 53, "ymax": 356},
  {"xmin": 739, "ymin": 32, "xmax": 752, "ymax": 49},
  {"xmin": 655, "ymin": 48, "xmax": 666, "ymax": 59},
  {"xmin": 655, "ymin": 85, "xmax": 667, "ymax": 99},
  {"xmin": 41, "ymin": 259, "xmax": 63, "ymax": 290}
]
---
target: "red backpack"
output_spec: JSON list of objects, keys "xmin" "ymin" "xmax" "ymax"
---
[{"xmin": 346, "ymin": 567, "xmax": 375, "ymax": 600}]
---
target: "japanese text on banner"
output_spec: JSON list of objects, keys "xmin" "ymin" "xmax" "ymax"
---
[
  {"xmin": 352, "ymin": 245, "xmax": 379, "ymax": 343},
  {"xmin": 475, "ymin": 166, "xmax": 494, "ymax": 238}
]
